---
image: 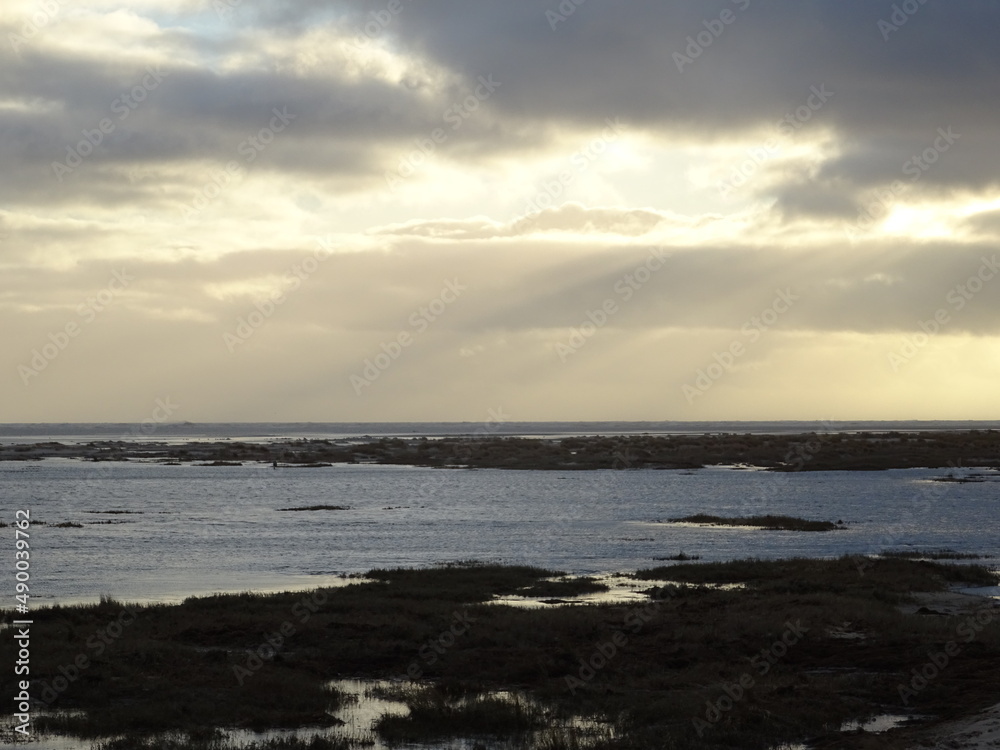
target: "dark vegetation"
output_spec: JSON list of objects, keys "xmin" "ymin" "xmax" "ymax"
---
[
  {"xmin": 2, "ymin": 559, "xmax": 998, "ymax": 749},
  {"xmin": 371, "ymin": 686, "xmax": 547, "ymax": 742},
  {"xmin": 513, "ymin": 576, "xmax": 609, "ymax": 598},
  {"xmin": 930, "ymin": 471, "xmax": 997, "ymax": 483},
  {"xmin": 667, "ymin": 514, "xmax": 842, "ymax": 531},
  {"xmin": 633, "ymin": 555, "xmax": 998, "ymax": 588},
  {"xmin": 653, "ymin": 552, "xmax": 701, "ymax": 561},
  {"xmin": 3, "ymin": 430, "xmax": 1000, "ymax": 470},
  {"xmin": 93, "ymin": 735, "xmax": 354, "ymax": 750},
  {"xmin": 276, "ymin": 505, "xmax": 350, "ymax": 512},
  {"xmin": 880, "ymin": 549, "xmax": 993, "ymax": 560}
]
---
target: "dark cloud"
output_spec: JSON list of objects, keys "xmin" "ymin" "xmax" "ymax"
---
[
  {"xmin": 3, "ymin": 1, "xmax": 999, "ymax": 211},
  {"xmin": 322, "ymin": 0, "xmax": 1000, "ymax": 201},
  {"xmin": 0, "ymin": 24, "xmax": 530, "ymax": 205}
]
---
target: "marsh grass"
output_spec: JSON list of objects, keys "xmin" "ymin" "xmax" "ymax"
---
[
  {"xmin": 33, "ymin": 666, "xmax": 344, "ymax": 737},
  {"xmin": 634, "ymin": 555, "xmax": 999, "ymax": 590},
  {"xmin": 668, "ymin": 514, "xmax": 840, "ymax": 531},
  {"xmin": 372, "ymin": 686, "xmax": 547, "ymax": 741},
  {"xmin": 880, "ymin": 548, "xmax": 992, "ymax": 560},
  {"xmin": 276, "ymin": 505, "xmax": 350, "ymax": 512},
  {"xmin": 4, "ymin": 558, "xmax": 999, "ymax": 749},
  {"xmin": 516, "ymin": 576, "xmax": 610, "ymax": 598},
  {"xmin": 93, "ymin": 733, "xmax": 359, "ymax": 750},
  {"xmin": 16, "ymin": 430, "xmax": 1000, "ymax": 471},
  {"xmin": 364, "ymin": 561, "xmax": 564, "ymax": 602},
  {"xmin": 653, "ymin": 552, "xmax": 701, "ymax": 561}
]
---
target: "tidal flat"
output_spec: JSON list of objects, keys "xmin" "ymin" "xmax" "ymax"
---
[
  {"xmin": 3, "ymin": 558, "xmax": 999, "ymax": 750},
  {"xmin": 4, "ymin": 429, "xmax": 1000, "ymax": 471}
]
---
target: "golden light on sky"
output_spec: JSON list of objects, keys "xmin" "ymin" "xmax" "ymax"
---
[{"xmin": 2, "ymin": 0, "xmax": 999, "ymax": 422}]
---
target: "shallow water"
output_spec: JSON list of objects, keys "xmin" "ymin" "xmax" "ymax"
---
[
  {"xmin": 5, "ymin": 457, "xmax": 996, "ymax": 750},
  {"xmin": 776, "ymin": 712, "xmax": 919, "ymax": 750},
  {"xmin": 1, "ymin": 460, "xmax": 997, "ymax": 606},
  {"xmin": 841, "ymin": 713, "xmax": 914, "ymax": 732},
  {"xmin": 4, "ymin": 680, "xmax": 601, "ymax": 750}
]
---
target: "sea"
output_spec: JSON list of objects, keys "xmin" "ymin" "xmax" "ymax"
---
[{"xmin": 2, "ymin": 421, "xmax": 998, "ymax": 607}]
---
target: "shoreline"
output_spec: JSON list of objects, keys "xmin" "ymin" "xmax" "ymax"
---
[
  {"xmin": 18, "ymin": 556, "xmax": 1000, "ymax": 612},
  {"xmin": 2, "ymin": 429, "xmax": 1000, "ymax": 471}
]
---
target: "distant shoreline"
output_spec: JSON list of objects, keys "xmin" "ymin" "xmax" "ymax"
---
[
  {"xmin": 2, "ymin": 419, "xmax": 1000, "ymax": 443},
  {"xmin": 2, "ymin": 430, "xmax": 998, "ymax": 471}
]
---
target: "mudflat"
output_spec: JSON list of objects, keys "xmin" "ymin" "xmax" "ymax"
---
[{"xmin": 3, "ymin": 429, "xmax": 1000, "ymax": 471}]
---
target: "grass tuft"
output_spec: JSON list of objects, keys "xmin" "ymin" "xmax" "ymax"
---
[
  {"xmin": 880, "ymin": 548, "xmax": 992, "ymax": 560},
  {"xmin": 667, "ymin": 514, "xmax": 841, "ymax": 531},
  {"xmin": 373, "ymin": 686, "xmax": 546, "ymax": 741},
  {"xmin": 276, "ymin": 505, "xmax": 350, "ymax": 512}
]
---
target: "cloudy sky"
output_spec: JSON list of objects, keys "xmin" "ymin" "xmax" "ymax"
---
[{"xmin": 2, "ymin": 0, "xmax": 999, "ymax": 423}]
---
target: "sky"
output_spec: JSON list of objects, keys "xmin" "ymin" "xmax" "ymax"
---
[{"xmin": 2, "ymin": 0, "xmax": 999, "ymax": 423}]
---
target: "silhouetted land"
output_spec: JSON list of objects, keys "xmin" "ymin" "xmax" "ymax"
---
[
  {"xmin": 666, "ymin": 514, "xmax": 842, "ymax": 531},
  {"xmin": 3, "ymin": 559, "xmax": 997, "ymax": 749},
  {"xmin": 2, "ymin": 429, "xmax": 999, "ymax": 471}
]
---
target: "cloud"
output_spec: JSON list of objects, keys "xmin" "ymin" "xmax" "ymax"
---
[
  {"xmin": 2, "ymin": 0, "xmax": 999, "ymax": 420},
  {"xmin": 379, "ymin": 204, "xmax": 674, "ymax": 240},
  {"xmin": 4, "ymin": 1, "xmax": 998, "ymax": 219},
  {"xmin": 317, "ymin": 1, "xmax": 1000, "ymax": 207},
  {"xmin": 965, "ymin": 208, "xmax": 1000, "ymax": 238}
]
